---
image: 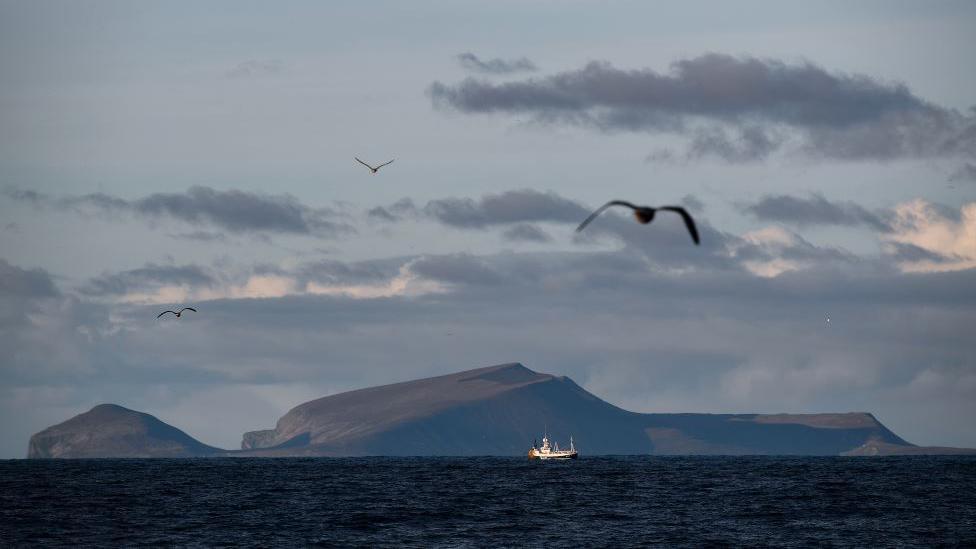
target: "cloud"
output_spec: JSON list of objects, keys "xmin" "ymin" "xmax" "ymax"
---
[
  {"xmin": 134, "ymin": 187, "xmax": 345, "ymax": 235},
  {"xmin": 6, "ymin": 186, "xmax": 353, "ymax": 238},
  {"xmin": 502, "ymin": 223, "xmax": 552, "ymax": 243},
  {"xmin": 371, "ymin": 188, "xmax": 837, "ymax": 275},
  {"xmin": 687, "ymin": 126, "xmax": 779, "ymax": 162},
  {"xmin": 373, "ymin": 191, "xmax": 712, "ymax": 255},
  {"xmin": 225, "ymin": 59, "xmax": 283, "ymax": 79},
  {"xmin": 292, "ymin": 258, "xmax": 404, "ymax": 287},
  {"xmin": 366, "ymin": 206, "xmax": 398, "ymax": 222},
  {"xmin": 429, "ymin": 53, "xmax": 976, "ymax": 163},
  {"xmin": 81, "ymin": 263, "xmax": 217, "ymax": 298},
  {"xmin": 56, "ymin": 191, "xmax": 961, "ymax": 305},
  {"xmin": 743, "ymin": 193, "xmax": 890, "ymax": 231},
  {"xmin": 166, "ymin": 231, "xmax": 228, "ymax": 243},
  {"xmin": 423, "ymin": 189, "xmax": 589, "ymax": 228},
  {"xmin": 0, "ymin": 259, "xmax": 58, "ymax": 298},
  {"xmin": 949, "ymin": 163, "xmax": 976, "ymax": 183},
  {"xmin": 71, "ymin": 256, "xmax": 449, "ymax": 305},
  {"xmin": 366, "ymin": 198, "xmax": 418, "ymax": 223},
  {"xmin": 409, "ymin": 253, "xmax": 503, "ymax": 286},
  {"xmin": 456, "ymin": 52, "xmax": 537, "ymax": 75},
  {"xmin": 884, "ymin": 242, "xmax": 956, "ymax": 265},
  {"xmin": 733, "ymin": 226, "xmax": 857, "ymax": 277},
  {"xmin": 883, "ymin": 200, "xmax": 976, "ymax": 272}
]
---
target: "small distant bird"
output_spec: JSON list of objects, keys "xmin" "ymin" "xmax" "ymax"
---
[
  {"xmin": 355, "ymin": 157, "xmax": 395, "ymax": 174},
  {"xmin": 157, "ymin": 307, "xmax": 197, "ymax": 319},
  {"xmin": 825, "ymin": 314, "xmax": 831, "ymax": 325},
  {"xmin": 576, "ymin": 201, "xmax": 700, "ymax": 245}
]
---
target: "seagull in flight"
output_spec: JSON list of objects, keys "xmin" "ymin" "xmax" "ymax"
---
[
  {"xmin": 576, "ymin": 201, "xmax": 700, "ymax": 245},
  {"xmin": 355, "ymin": 157, "xmax": 395, "ymax": 174},
  {"xmin": 156, "ymin": 307, "xmax": 197, "ymax": 319}
]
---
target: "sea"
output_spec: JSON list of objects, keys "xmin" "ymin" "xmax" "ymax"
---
[{"xmin": 2, "ymin": 456, "xmax": 975, "ymax": 547}]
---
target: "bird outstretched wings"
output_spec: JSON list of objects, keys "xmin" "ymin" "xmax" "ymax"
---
[
  {"xmin": 575, "ymin": 200, "xmax": 700, "ymax": 245},
  {"xmin": 355, "ymin": 157, "xmax": 394, "ymax": 172},
  {"xmin": 575, "ymin": 201, "xmax": 639, "ymax": 232},
  {"xmin": 658, "ymin": 206, "xmax": 700, "ymax": 245},
  {"xmin": 156, "ymin": 307, "xmax": 197, "ymax": 319}
]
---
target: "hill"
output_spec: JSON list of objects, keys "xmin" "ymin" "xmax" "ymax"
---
[
  {"xmin": 237, "ymin": 363, "xmax": 918, "ymax": 456},
  {"xmin": 28, "ymin": 404, "xmax": 221, "ymax": 458}
]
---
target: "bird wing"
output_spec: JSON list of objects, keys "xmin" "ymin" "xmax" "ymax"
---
[
  {"xmin": 157, "ymin": 311, "xmax": 177, "ymax": 318},
  {"xmin": 658, "ymin": 206, "xmax": 701, "ymax": 245},
  {"xmin": 376, "ymin": 159, "xmax": 395, "ymax": 169},
  {"xmin": 355, "ymin": 157, "xmax": 375, "ymax": 170},
  {"xmin": 575, "ymin": 200, "xmax": 639, "ymax": 232},
  {"xmin": 179, "ymin": 307, "xmax": 197, "ymax": 313}
]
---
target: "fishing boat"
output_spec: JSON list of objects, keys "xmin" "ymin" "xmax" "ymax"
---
[{"xmin": 528, "ymin": 433, "xmax": 578, "ymax": 460}]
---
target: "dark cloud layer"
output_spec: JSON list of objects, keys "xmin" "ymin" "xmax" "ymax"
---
[
  {"xmin": 430, "ymin": 53, "xmax": 976, "ymax": 162},
  {"xmin": 371, "ymin": 190, "xmax": 716, "ymax": 260},
  {"xmin": 367, "ymin": 198, "xmax": 418, "ymax": 223},
  {"xmin": 423, "ymin": 189, "xmax": 589, "ymax": 228},
  {"xmin": 366, "ymin": 206, "xmax": 398, "ymax": 222},
  {"xmin": 82, "ymin": 263, "xmax": 216, "ymax": 297},
  {"xmin": 502, "ymin": 223, "xmax": 552, "ymax": 243},
  {"xmin": 370, "ymin": 189, "xmax": 735, "ymax": 269},
  {"xmin": 6, "ymin": 186, "xmax": 352, "ymax": 238},
  {"xmin": 885, "ymin": 242, "xmax": 956, "ymax": 265},
  {"xmin": 410, "ymin": 253, "xmax": 503, "ymax": 286},
  {"xmin": 457, "ymin": 52, "xmax": 537, "ymax": 75},
  {"xmin": 0, "ymin": 259, "xmax": 58, "ymax": 298},
  {"xmin": 167, "ymin": 231, "xmax": 228, "ymax": 243},
  {"xmin": 687, "ymin": 126, "xmax": 780, "ymax": 162},
  {"xmin": 743, "ymin": 194, "xmax": 890, "ymax": 231},
  {"xmin": 293, "ymin": 258, "xmax": 403, "ymax": 287}
]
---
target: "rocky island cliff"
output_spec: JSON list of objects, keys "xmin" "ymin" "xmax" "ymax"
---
[
  {"xmin": 27, "ymin": 363, "xmax": 976, "ymax": 458},
  {"xmin": 28, "ymin": 403, "xmax": 221, "ymax": 458}
]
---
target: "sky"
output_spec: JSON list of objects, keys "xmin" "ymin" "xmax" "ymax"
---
[{"xmin": 1, "ymin": 1, "xmax": 975, "ymax": 458}]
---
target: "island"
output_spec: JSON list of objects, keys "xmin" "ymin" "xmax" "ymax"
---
[{"xmin": 28, "ymin": 363, "xmax": 976, "ymax": 458}]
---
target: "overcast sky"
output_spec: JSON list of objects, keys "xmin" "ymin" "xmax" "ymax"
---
[{"xmin": 1, "ymin": 1, "xmax": 975, "ymax": 457}]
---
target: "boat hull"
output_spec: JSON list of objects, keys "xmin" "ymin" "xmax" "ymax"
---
[{"xmin": 528, "ymin": 449, "xmax": 578, "ymax": 460}]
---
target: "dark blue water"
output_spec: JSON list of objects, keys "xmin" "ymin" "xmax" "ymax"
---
[{"xmin": 2, "ymin": 457, "xmax": 975, "ymax": 547}]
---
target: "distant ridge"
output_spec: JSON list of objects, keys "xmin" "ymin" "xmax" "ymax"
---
[
  {"xmin": 27, "ymin": 364, "xmax": 976, "ymax": 457},
  {"xmin": 242, "ymin": 363, "xmax": 569, "ymax": 454},
  {"xmin": 233, "ymin": 363, "xmax": 929, "ymax": 457}
]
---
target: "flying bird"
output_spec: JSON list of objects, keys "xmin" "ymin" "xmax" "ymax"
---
[
  {"xmin": 355, "ymin": 157, "xmax": 395, "ymax": 174},
  {"xmin": 156, "ymin": 307, "xmax": 197, "ymax": 319},
  {"xmin": 576, "ymin": 201, "xmax": 700, "ymax": 245}
]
